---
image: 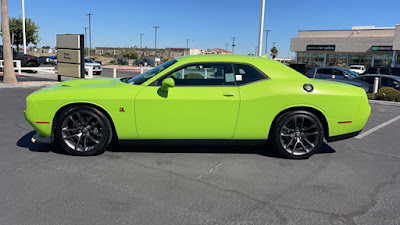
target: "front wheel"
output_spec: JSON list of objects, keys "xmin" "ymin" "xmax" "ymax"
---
[
  {"xmin": 270, "ymin": 111, "xmax": 324, "ymax": 159},
  {"xmin": 54, "ymin": 106, "xmax": 112, "ymax": 156}
]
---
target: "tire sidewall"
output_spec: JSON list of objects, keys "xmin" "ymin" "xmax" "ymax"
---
[
  {"xmin": 54, "ymin": 106, "xmax": 112, "ymax": 156},
  {"xmin": 271, "ymin": 110, "xmax": 324, "ymax": 159}
]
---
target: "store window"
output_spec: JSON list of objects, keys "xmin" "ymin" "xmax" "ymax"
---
[
  {"xmin": 374, "ymin": 54, "xmax": 392, "ymax": 67},
  {"xmin": 326, "ymin": 54, "xmax": 347, "ymax": 67},
  {"xmin": 349, "ymin": 54, "xmax": 372, "ymax": 67},
  {"xmin": 297, "ymin": 53, "xmax": 325, "ymax": 67}
]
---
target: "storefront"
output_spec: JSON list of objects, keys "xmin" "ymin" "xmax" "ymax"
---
[{"xmin": 290, "ymin": 26, "xmax": 400, "ymax": 68}]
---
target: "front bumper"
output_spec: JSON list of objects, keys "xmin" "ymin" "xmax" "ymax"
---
[{"xmin": 31, "ymin": 133, "xmax": 53, "ymax": 144}]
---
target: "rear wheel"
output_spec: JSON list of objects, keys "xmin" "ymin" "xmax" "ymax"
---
[
  {"xmin": 270, "ymin": 110, "xmax": 324, "ymax": 159},
  {"xmin": 55, "ymin": 106, "xmax": 112, "ymax": 156}
]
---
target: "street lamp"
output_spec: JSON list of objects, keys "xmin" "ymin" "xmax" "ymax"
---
[
  {"xmin": 86, "ymin": 13, "xmax": 93, "ymax": 57},
  {"xmin": 153, "ymin": 26, "xmax": 159, "ymax": 55},
  {"xmin": 83, "ymin": 27, "xmax": 88, "ymax": 56},
  {"xmin": 186, "ymin": 38, "xmax": 190, "ymax": 56},
  {"xmin": 22, "ymin": 0, "xmax": 27, "ymax": 54},
  {"xmin": 231, "ymin": 37, "xmax": 236, "ymax": 53},
  {"xmin": 257, "ymin": 0, "xmax": 266, "ymax": 56},
  {"xmin": 139, "ymin": 33, "xmax": 144, "ymax": 49},
  {"xmin": 264, "ymin": 29, "xmax": 271, "ymax": 55}
]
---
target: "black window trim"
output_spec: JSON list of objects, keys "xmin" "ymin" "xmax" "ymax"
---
[{"xmin": 149, "ymin": 61, "xmax": 269, "ymax": 87}]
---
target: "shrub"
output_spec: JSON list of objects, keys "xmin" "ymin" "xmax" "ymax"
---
[{"xmin": 375, "ymin": 87, "xmax": 400, "ymax": 102}]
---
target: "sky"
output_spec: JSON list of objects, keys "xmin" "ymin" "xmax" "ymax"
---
[{"xmin": 4, "ymin": 0, "xmax": 400, "ymax": 57}]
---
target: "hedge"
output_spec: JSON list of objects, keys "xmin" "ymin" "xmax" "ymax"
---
[{"xmin": 375, "ymin": 87, "xmax": 400, "ymax": 102}]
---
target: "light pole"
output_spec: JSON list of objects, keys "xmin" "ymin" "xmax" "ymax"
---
[
  {"xmin": 83, "ymin": 27, "xmax": 88, "ymax": 56},
  {"xmin": 153, "ymin": 26, "xmax": 159, "ymax": 55},
  {"xmin": 86, "ymin": 13, "xmax": 93, "ymax": 57},
  {"xmin": 231, "ymin": 37, "xmax": 236, "ymax": 54},
  {"xmin": 22, "ymin": 0, "xmax": 26, "ymax": 54},
  {"xmin": 257, "ymin": 0, "xmax": 266, "ymax": 56},
  {"xmin": 139, "ymin": 33, "xmax": 144, "ymax": 49},
  {"xmin": 264, "ymin": 29, "xmax": 271, "ymax": 55},
  {"xmin": 225, "ymin": 44, "xmax": 228, "ymax": 52},
  {"xmin": 186, "ymin": 38, "xmax": 190, "ymax": 56}
]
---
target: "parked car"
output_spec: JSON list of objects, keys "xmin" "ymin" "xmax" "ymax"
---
[
  {"xmin": 134, "ymin": 58, "xmax": 154, "ymax": 66},
  {"xmin": 349, "ymin": 65, "xmax": 366, "ymax": 75},
  {"xmin": 109, "ymin": 58, "xmax": 128, "ymax": 65},
  {"xmin": 365, "ymin": 67, "xmax": 400, "ymax": 76},
  {"xmin": 353, "ymin": 74, "xmax": 400, "ymax": 92},
  {"xmin": 38, "ymin": 56, "xmax": 56, "ymax": 65},
  {"xmin": 84, "ymin": 58, "xmax": 102, "ymax": 75},
  {"xmin": 289, "ymin": 63, "xmax": 307, "ymax": 74},
  {"xmin": 305, "ymin": 67, "xmax": 369, "ymax": 92},
  {"xmin": 25, "ymin": 55, "xmax": 371, "ymax": 159},
  {"xmin": 0, "ymin": 45, "xmax": 40, "ymax": 68}
]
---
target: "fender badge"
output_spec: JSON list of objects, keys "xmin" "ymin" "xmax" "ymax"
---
[{"xmin": 119, "ymin": 107, "xmax": 125, "ymax": 112}]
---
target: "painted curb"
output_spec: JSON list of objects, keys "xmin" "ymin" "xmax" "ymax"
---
[
  {"xmin": 0, "ymin": 82, "xmax": 58, "ymax": 89},
  {"xmin": 368, "ymin": 100, "xmax": 400, "ymax": 107}
]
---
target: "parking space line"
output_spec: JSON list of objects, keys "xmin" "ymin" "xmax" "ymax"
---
[{"xmin": 355, "ymin": 115, "xmax": 400, "ymax": 139}]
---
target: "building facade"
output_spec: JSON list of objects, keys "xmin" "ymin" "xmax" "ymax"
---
[{"xmin": 290, "ymin": 25, "xmax": 400, "ymax": 67}]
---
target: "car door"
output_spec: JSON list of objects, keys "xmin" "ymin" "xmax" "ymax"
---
[
  {"xmin": 333, "ymin": 69, "xmax": 346, "ymax": 79},
  {"xmin": 316, "ymin": 68, "xmax": 332, "ymax": 79},
  {"xmin": 134, "ymin": 63, "xmax": 240, "ymax": 139}
]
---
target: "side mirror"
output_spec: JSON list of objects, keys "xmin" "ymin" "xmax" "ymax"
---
[{"xmin": 161, "ymin": 78, "xmax": 175, "ymax": 92}]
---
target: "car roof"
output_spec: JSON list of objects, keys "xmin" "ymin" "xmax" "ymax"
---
[
  {"xmin": 314, "ymin": 67, "xmax": 348, "ymax": 70},
  {"xmin": 362, "ymin": 74, "xmax": 400, "ymax": 79},
  {"xmin": 174, "ymin": 55, "xmax": 309, "ymax": 80}
]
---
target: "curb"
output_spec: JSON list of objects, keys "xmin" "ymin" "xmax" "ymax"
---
[
  {"xmin": 0, "ymin": 82, "xmax": 58, "ymax": 89},
  {"xmin": 368, "ymin": 100, "xmax": 400, "ymax": 107}
]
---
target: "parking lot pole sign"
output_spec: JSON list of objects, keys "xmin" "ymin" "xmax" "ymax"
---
[{"xmin": 56, "ymin": 34, "xmax": 85, "ymax": 81}]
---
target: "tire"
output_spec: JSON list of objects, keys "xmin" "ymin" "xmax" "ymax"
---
[
  {"xmin": 54, "ymin": 105, "xmax": 112, "ymax": 156},
  {"xmin": 270, "ymin": 110, "xmax": 324, "ymax": 159}
]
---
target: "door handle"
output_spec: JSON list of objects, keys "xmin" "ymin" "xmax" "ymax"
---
[{"xmin": 223, "ymin": 93, "xmax": 235, "ymax": 97}]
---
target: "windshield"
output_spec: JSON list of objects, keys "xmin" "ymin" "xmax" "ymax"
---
[
  {"xmin": 128, "ymin": 59, "xmax": 177, "ymax": 85},
  {"xmin": 350, "ymin": 66, "xmax": 360, "ymax": 69},
  {"xmin": 344, "ymin": 69, "xmax": 359, "ymax": 78},
  {"xmin": 85, "ymin": 58, "xmax": 95, "ymax": 63}
]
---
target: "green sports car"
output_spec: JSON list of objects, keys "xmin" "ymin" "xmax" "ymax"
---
[{"xmin": 25, "ymin": 55, "xmax": 371, "ymax": 159}]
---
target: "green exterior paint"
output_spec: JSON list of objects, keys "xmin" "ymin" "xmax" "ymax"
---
[{"xmin": 25, "ymin": 55, "xmax": 371, "ymax": 142}]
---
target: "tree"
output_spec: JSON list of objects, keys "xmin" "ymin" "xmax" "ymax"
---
[
  {"xmin": 121, "ymin": 49, "xmax": 138, "ymax": 60},
  {"xmin": 8, "ymin": 17, "xmax": 40, "ymax": 52},
  {"xmin": 1, "ymin": 0, "xmax": 17, "ymax": 84},
  {"xmin": 41, "ymin": 45, "xmax": 50, "ymax": 49},
  {"xmin": 270, "ymin": 46, "xmax": 278, "ymax": 59}
]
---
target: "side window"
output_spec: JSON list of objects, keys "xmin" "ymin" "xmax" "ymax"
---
[
  {"xmin": 381, "ymin": 78, "xmax": 398, "ymax": 87},
  {"xmin": 380, "ymin": 68, "xmax": 390, "ymax": 75},
  {"xmin": 159, "ymin": 63, "xmax": 235, "ymax": 86},
  {"xmin": 318, "ymin": 69, "xmax": 332, "ymax": 75},
  {"xmin": 233, "ymin": 64, "xmax": 266, "ymax": 84},
  {"xmin": 333, "ymin": 69, "xmax": 344, "ymax": 76},
  {"xmin": 364, "ymin": 76, "xmax": 375, "ymax": 84}
]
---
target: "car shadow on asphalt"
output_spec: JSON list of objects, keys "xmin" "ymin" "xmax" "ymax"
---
[{"xmin": 17, "ymin": 131, "xmax": 336, "ymax": 158}]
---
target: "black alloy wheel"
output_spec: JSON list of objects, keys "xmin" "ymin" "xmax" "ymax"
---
[
  {"xmin": 55, "ymin": 106, "xmax": 112, "ymax": 156},
  {"xmin": 270, "ymin": 110, "xmax": 324, "ymax": 159}
]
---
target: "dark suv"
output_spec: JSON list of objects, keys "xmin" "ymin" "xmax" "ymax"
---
[
  {"xmin": 305, "ymin": 67, "xmax": 369, "ymax": 92},
  {"xmin": 0, "ymin": 45, "xmax": 40, "ymax": 68},
  {"xmin": 365, "ymin": 67, "xmax": 400, "ymax": 76}
]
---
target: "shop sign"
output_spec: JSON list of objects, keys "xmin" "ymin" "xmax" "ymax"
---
[
  {"xmin": 306, "ymin": 45, "xmax": 335, "ymax": 51},
  {"xmin": 371, "ymin": 46, "xmax": 393, "ymax": 51}
]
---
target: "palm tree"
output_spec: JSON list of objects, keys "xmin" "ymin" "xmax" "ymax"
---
[
  {"xmin": 270, "ymin": 46, "xmax": 278, "ymax": 59},
  {"xmin": 1, "ymin": 0, "xmax": 17, "ymax": 83}
]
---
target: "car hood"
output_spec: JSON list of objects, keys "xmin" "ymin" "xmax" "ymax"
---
[{"xmin": 32, "ymin": 78, "xmax": 130, "ymax": 94}]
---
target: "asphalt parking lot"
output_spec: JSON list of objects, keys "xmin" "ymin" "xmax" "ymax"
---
[{"xmin": 0, "ymin": 87, "xmax": 399, "ymax": 225}]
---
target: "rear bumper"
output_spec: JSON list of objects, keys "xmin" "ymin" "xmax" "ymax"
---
[{"xmin": 327, "ymin": 130, "xmax": 361, "ymax": 142}]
